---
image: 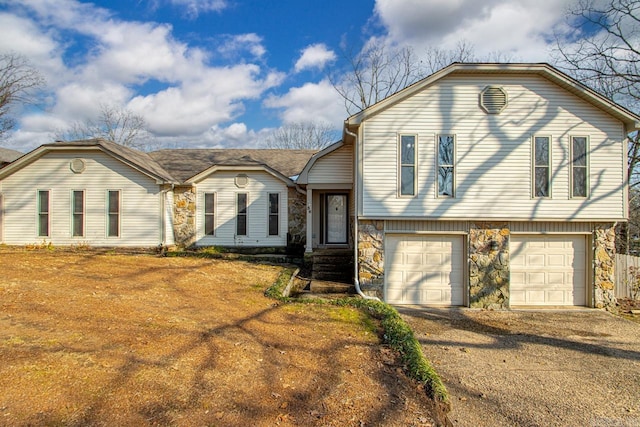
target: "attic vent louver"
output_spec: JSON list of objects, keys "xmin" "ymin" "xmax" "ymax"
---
[
  {"xmin": 70, "ymin": 158, "xmax": 86, "ymax": 173},
  {"xmin": 480, "ymin": 86, "xmax": 508, "ymax": 114}
]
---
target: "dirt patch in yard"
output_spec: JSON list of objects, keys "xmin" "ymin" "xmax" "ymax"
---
[{"xmin": 0, "ymin": 248, "xmax": 438, "ymax": 426}]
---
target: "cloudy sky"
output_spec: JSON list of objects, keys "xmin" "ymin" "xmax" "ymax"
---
[{"xmin": 1, "ymin": 0, "xmax": 577, "ymax": 151}]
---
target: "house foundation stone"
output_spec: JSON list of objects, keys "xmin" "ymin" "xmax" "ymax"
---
[
  {"xmin": 173, "ymin": 187, "xmax": 196, "ymax": 247},
  {"xmin": 593, "ymin": 223, "xmax": 617, "ymax": 311},
  {"xmin": 358, "ymin": 219, "xmax": 384, "ymax": 298},
  {"xmin": 469, "ymin": 222, "xmax": 510, "ymax": 309}
]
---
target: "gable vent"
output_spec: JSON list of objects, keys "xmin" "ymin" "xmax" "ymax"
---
[{"xmin": 480, "ymin": 86, "xmax": 508, "ymax": 114}]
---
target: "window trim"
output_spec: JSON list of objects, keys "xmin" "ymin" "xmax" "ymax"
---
[
  {"xmin": 37, "ymin": 189, "xmax": 50, "ymax": 238},
  {"xmin": 398, "ymin": 134, "xmax": 417, "ymax": 197},
  {"xmin": 236, "ymin": 192, "xmax": 248, "ymax": 236},
  {"xmin": 267, "ymin": 192, "xmax": 280, "ymax": 237},
  {"xmin": 436, "ymin": 134, "xmax": 456, "ymax": 198},
  {"xmin": 532, "ymin": 135, "xmax": 552, "ymax": 198},
  {"xmin": 71, "ymin": 190, "xmax": 85, "ymax": 238},
  {"xmin": 107, "ymin": 190, "xmax": 121, "ymax": 238},
  {"xmin": 204, "ymin": 192, "xmax": 216, "ymax": 237},
  {"xmin": 570, "ymin": 135, "xmax": 590, "ymax": 199}
]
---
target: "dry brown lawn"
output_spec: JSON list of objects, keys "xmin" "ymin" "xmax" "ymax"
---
[{"xmin": 0, "ymin": 247, "xmax": 437, "ymax": 426}]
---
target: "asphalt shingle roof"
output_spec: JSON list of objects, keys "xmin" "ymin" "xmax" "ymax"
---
[{"xmin": 148, "ymin": 149, "xmax": 317, "ymax": 183}]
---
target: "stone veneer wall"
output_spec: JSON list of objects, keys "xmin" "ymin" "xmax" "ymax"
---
[
  {"xmin": 593, "ymin": 223, "xmax": 617, "ymax": 311},
  {"xmin": 358, "ymin": 219, "xmax": 384, "ymax": 298},
  {"xmin": 287, "ymin": 188, "xmax": 306, "ymax": 248},
  {"xmin": 173, "ymin": 186, "xmax": 196, "ymax": 247},
  {"xmin": 469, "ymin": 222, "xmax": 510, "ymax": 309}
]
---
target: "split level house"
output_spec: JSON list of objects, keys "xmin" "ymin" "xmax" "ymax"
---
[{"xmin": 1, "ymin": 63, "xmax": 638, "ymax": 311}]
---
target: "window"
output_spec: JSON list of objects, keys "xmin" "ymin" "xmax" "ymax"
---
[
  {"xmin": 438, "ymin": 135, "xmax": 455, "ymax": 197},
  {"xmin": 534, "ymin": 136, "xmax": 551, "ymax": 197},
  {"xmin": 237, "ymin": 193, "xmax": 247, "ymax": 236},
  {"xmin": 399, "ymin": 135, "xmax": 416, "ymax": 196},
  {"xmin": 204, "ymin": 193, "xmax": 215, "ymax": 236},
  {"xmin": 107, "ymin": 190, "xmax": 120, "ymax": 237},
  {"xmin": 571, "ymin": 136, "xmax": 589, "ymax": 198},
  {"xmin": 38, "ymin": 190, "xmax": 49, "ymax": 237},
  {"xmin": 268, "ymin": 193, "xmax": 279, "ymax": 236},
  {"xmin": 72, "ymin": 190, "xmax": 84, "ymax": 237}
]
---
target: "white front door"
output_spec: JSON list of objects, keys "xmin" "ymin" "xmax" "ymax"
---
[{"xmin": 326, "ymin": 194, "xmax": 347, "ymax": 244}]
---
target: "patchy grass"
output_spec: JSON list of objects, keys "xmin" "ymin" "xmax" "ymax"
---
[{"xmin": 0, "ymin": 248, "xmax": 439, "ymax": 426}]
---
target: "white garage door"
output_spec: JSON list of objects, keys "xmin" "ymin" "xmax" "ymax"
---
[
  {"xmin": 385, "ymin": 235, "xmax": 464, "ymax": 305},
  {"xmin": 510, "ymin": 235, "xmax": 586, "ymax": 306}
]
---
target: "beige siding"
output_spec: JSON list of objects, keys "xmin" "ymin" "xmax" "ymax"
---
[
  {"xmin": 163, "ymin": 188, "xmax": 175, "ymax": 246},
  {"xmin": 0, "ymin": 151, "xmax": 163, "ymax": 246},
  {"xmin": 361, "ymin": 74, "xmax": 626, "ymax": 221},
  {"xmin": 194, "ymin": 170, "xmax": 289, "ymax": 247},
  {"xmin": 307, "ymin": 144, "xmax": 353, "ymax": 184}
]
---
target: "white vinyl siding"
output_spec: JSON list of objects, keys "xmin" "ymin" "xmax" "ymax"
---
[
  {"xmin": 0, "ymin": 151, "xmax": 164, "ymax": 246},
  {"xmin": 195, "ymin": 170, "xmax": 289, "ymax": 247},
  {"xmin": 360, "ymin": 74, "xmax": 626, "ymax": 220},
  {"xmin": 307, "ymin": 144, "xmax": 353, "ymax": 184}
]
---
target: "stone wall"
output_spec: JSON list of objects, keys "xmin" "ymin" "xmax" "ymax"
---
[
  {"xmin": 173, "ymin": 186, "xmax": 196, "ymax": 247},
  {"xmin": 593, "ymin": 223, "xmax": 617, "ymax": 311},
  {"xmin": 287, "ymin": 188, "xmax": 306, "ymax": 250},
  {"xmin": 469, "ymin": 222, "xmax": 510, "ymax": 309},
  {"xmin": 357, "ymin": 219, "xmax": 384, "ymax": 297}
]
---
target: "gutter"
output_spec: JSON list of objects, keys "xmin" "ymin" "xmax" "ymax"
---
[{"xmin": 344, "ymin": 124, "xmax": 380, "ymax": 302}]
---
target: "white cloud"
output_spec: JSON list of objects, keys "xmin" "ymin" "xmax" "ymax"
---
[
  {"xmin": 166, "ymin": 0, "xmax": 229, "ymax": 18},
  {"xmin": 217, "ymin": 33, "xmax": 267, "ymax": 60},
  {"xmin": 294, "ymin": 43, "xmax": 337, "ymax": 73},
  {"xmin": 264, "ymin": 79, "xmax": 345, "ymax": 126},
  {"xmin": 373, "ymin": 0, "xmax": 574, "ymax": 61},
  {"xmin": 1, "ymin": 0, "xmax": 285, "ymax": 150}
]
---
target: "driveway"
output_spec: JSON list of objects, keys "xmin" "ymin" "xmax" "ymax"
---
[{"xmin": 397, "ymin": 307, "xmax": 640, "ymax": 427}]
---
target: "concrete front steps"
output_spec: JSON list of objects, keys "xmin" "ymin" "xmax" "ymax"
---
[{"xmin": 310, "ymin": 248, "xmax": 354, "ymax": 284}]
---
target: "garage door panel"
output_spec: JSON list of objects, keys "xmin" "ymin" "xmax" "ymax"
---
[
  {"xmin": 510, "ymin": 235, "xmax": 586, "ymax": 306},
  {"xmin": 386, "ymin": 235, "xmax": 464, "ymax": 306}
]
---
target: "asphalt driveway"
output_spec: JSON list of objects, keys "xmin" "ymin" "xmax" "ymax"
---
[{"xmin": 397, "ymin": 307, "xmax": 640, "ymax": 427}]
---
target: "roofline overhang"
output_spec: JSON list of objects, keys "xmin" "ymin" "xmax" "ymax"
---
[
  {"xmin": 346, "ymin": 63, "xmax": 640, "ymax": 132},
  {"xmin": 0, "ymin": 143, "xmax": 176, "ymax": 184},
  {"xmin": 185, "ymin": 164, "xmax": 296, "ymax": 187}
]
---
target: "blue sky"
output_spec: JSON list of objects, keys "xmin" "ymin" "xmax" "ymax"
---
[{"xmin": 1, "ymin": 0, "xmax": 580, "ymax": 151}]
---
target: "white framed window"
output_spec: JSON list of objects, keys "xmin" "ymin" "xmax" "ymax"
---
[
  {"xmin": 37, "ymin": 190, "xmax": 50, "ymax": 237},
  {"xmin": 268, "ymin": 193, "xmax": 279, "ymax": 236},
  {"xmin": 533, "ymin": 136, "xmax": 551, "ymax": 198},
  {"xmin": 399, "ymin": 134, "xmax": 417, "ymax": 197},
  {"xmin": 72, "ymin": 190, "xmax": 84, "ymax": 237},
  {"xmin": 236, "ymin": 193, "xmax": 248, "ymax": 236},
  {"xmin": 204, "ymin": 192, "xmax": 216, "ymax": 236},
  {"xmin": 571, "ymin": 136, "xmax": 589, "ymax": 198},
  {"xmin": 107, "ymin": 190, "xmax": 120, "ymax": 238},
  {"xmin": 437, "ymin": 134, "xmax": 455, "ymax": 197}
]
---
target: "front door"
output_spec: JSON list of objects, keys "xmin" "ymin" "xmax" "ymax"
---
[{"xmin": 326, "ymin": 194, "xmax": 348, "ymax": 244}]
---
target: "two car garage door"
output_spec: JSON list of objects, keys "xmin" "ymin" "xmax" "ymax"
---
[{"xmin": 385, "ymin": 234, "xmax": 586, "ymax": 306}]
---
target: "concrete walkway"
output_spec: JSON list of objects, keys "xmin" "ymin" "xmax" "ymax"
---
[{"xmin": 397, "ymin": 307, "xmax": 640, "ymax": 427}]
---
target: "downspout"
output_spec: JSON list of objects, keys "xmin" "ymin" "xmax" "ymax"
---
[{"xmin": 344, "ymin": 125, "xmax": 380, "ymax": 301}]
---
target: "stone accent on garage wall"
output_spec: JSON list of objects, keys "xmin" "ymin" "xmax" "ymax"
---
[
  {"xmin": 593, "ymin": 223, "xmax": 617, "ymax": 311},
  {"xmin": 469, "ymin": 222, "xmax": 510, "ymax": 309},
  {"xmin": 173, "ymin": 186, "xmax": 196, "ymax": 247},
  {"xmin": 287, "ymin": 188, "xmax": 306, "ymax": 252},
  {"xmin": 358, "ymin": 219, "xmax": 384, "ymax": 298}
]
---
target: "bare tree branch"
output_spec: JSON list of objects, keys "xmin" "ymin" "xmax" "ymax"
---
[
  {"xmin": 54, "ymin": 104, "xmax": 154, "ymax": 150},
  {"xmin": 264, "ymin": 121, "xmax": 338, "ymax": 150},
  {"xmin": 0, "ymin": 52, "xmax": 45, "ymax": 138}
]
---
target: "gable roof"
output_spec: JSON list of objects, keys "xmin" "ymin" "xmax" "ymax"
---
[
  {"xmin": 346, "ymin": 63, "xmax": 640, "ymax": 133},
  {"xmin": 296, "ymin": 140, "xmax": 344, "ymax": 185},
  {"xmin": 149, "ymin": 149, "xmax": 317, "ymax": 183},
  {"xmin": 0, "ymin": 139, "xmax": 177, "ymax": 183},
  {"xmin": 0, "ymin": 147, "xmax": 22, "ymax": 165}
]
